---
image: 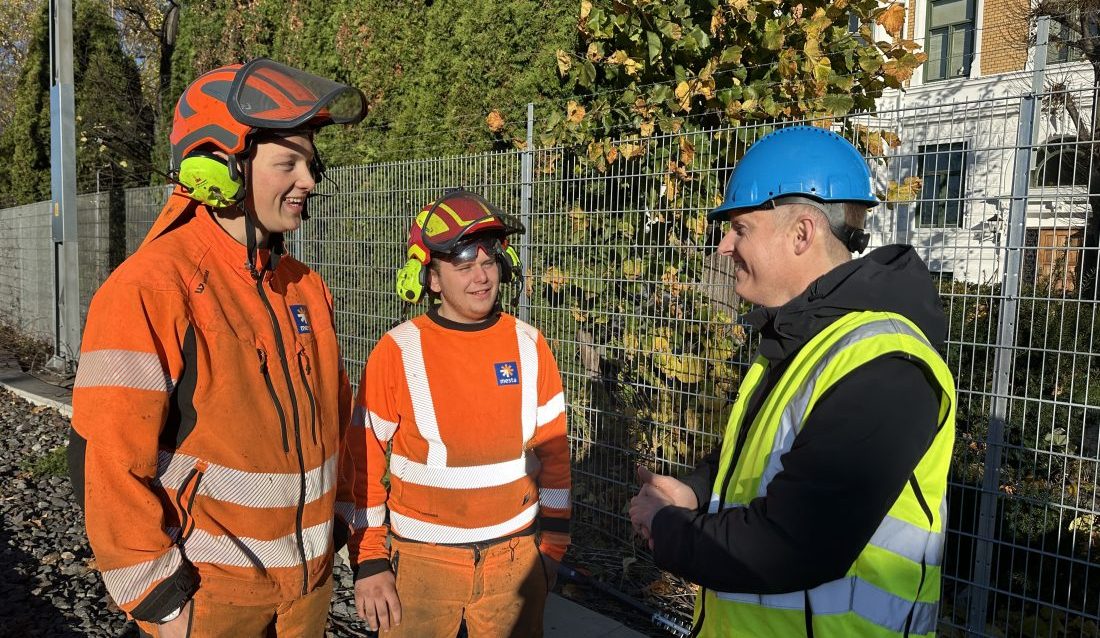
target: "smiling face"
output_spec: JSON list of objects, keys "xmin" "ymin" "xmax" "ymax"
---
[
  {"xmin": 429, "ymin": 247, "xmax": 501, "ymax": 323},
  {"xmin": 244, "ymin": 133, "xmax": 316, "ymax": 236},
  {"xmin": 716, "ymin": 206, "xmax": 801, "ymax": 308}
]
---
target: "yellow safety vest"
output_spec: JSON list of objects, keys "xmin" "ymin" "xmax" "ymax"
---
[{"xmin": 694, "ymin": 311, "xmax": 956, "ymax": 637}]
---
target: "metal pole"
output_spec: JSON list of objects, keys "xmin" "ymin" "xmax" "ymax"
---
[
  {"xmin": 48, "ymin": 0, "xmax": 80, "ymax": 370},
  {"xmin": 1030, "ymin": 16, "xmax": 1050, "ymax": 169},
  {"xmin": 518, "ymin": 102, "xmax": 534, "ymax": 323},
  {"xmin": 967, "ymin": 94, "xmax": 1036, "ymax": 636}
]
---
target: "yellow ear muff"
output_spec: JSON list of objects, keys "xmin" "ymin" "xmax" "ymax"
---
[
  {"xmin": 396, "ymin": 259, "xmax": 427, "ymax": 303},
  {"xmin": 178, "ymin": 151, "xmax": 245, "ymax": 208}
]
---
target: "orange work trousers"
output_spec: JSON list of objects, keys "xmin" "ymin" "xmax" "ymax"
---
[
  {"xmin": 386, "ymin": 534, "xmax": 550, "ymax": 638},
  {"xmin": 135, "ymin": 575, "xmax": 333, "ymax": 638}
]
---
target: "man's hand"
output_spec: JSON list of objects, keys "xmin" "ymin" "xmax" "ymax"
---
[
  {"xmin": 629, "ymin": 465, "xmax": 699, "ymax": 549},
  {"xmin": 354, "ymin": 570, "xmax": 402, "ymax": 632},
  {"xmin": 156, "ymin": 600, "xmax": 192, "ymax": 638}
]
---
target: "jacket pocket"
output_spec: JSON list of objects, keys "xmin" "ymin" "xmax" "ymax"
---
[
  {"xmin": 175, "ymin": 461, "xmax": 207, "ymax": 544},
  {"xmin": 257, "ymin": 347, "xmax": 290, "ymax": 453}
]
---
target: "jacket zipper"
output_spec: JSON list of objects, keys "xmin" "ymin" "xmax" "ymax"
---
[
  {"xmin": 297, "ymin": 349, "xmax": 318, "ymax": 445},
  {"xmin": 257, "ymin": 348, "xmax": 290, "ymax": 453},
  {"xmin": 175, "ymin": 465, "xmax": 206, "ymax": 543},
  {"xmin": 254, "ymin": 275, "xmax": 309, "ymax": 597}
]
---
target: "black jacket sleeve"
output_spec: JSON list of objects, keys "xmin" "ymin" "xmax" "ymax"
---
[
  {"xmin": 679, "ymin": 449, "xmax": 720, "ymax": 511},
  {"xmin": 650, "ymin": 355, "xmax": 941, "ymax": 594}
]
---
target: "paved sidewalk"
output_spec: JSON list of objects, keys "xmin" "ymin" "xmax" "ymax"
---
[{"xmin": 0, "ymin": 352, "xmax": 648, "ymax": 638}]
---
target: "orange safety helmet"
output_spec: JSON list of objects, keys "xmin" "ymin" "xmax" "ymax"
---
[
  {"xmin": 145, "ymin": 59, "xmax": 366, "ymax": 247},
  {"xmin": 169, "ymin": 58, "xmax": 366, "ymax": 168},
  {"xmin": 396, "ymin": 189, "xmax": 524, "ymax": 303}
]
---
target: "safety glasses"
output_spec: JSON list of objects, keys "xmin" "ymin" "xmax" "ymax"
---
[{"xmin": 438, "ymin": 236, "xmax": 505, "ymax": 265}]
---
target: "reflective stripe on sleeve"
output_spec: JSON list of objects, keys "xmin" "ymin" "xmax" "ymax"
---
[
  {"xmin": 75, "ymin": 349, "xmax": 174, "ymax": 392},
  {"xmin": 539, "ymin": 488, "xmax": 571, "ymax": 509},
  {"xmin": 101, "ymin": 548, "xmax": 182, "ymax": 606},
  {"xmin": 336, "ymin": 501, "xmax": 387, "ymax": 530},
  {"xmin": 536, "ymin": 392, "xmax": 565, "ymax": 428}
]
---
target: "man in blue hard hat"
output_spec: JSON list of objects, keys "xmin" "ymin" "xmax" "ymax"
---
[{"xmin": 629, "ymin": 125, "xmax": 956, "ymax": 637}]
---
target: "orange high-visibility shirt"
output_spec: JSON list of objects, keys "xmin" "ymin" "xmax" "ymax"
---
[{"xmin": 346, "ymin": 310, "xmax": 571, "ymax": 574}]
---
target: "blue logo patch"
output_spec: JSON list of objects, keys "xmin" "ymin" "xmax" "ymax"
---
[
  {"xmin": 290, "ymin": 305, "xmax": 312, "ymax": 334},
  {"xmin": 495, "ymin": 362, "xmax": 519, "ymax": 386}
]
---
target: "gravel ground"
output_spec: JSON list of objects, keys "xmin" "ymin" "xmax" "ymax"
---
[
  {"xmin": 0, "ymin": 389, "xmax": 369, "ymax": 637},
  {"xmin": 0, "ymin": 377, "xmax": 675, "ymax": 638}
]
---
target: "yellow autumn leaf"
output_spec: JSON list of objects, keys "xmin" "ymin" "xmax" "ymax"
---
[
  {"xmin": 542, "ymin": 266, "xmax": 568, "ymax": 291},
  {"xmin": 622, "ymin": 259, "xmax": 643, "ymax": 279},
  {"xmin": 656, "ymin": 352, "xmax": 706, "ymax": 384},
  {"xmin": 639, "ymin": 120, "xmax": 655, "ymax": 137},
  {"xmin": 606, "ymin": 145, "xmax": 619, "ymax": 163},
  {"xmin": 651, "ymin": 335, "xmax": 671, "ymax": 352},
  {"xmin": 567, "ymin": 100, "xmax": 586, "ymax": 124},
  {"xmin": 675, "ymin": 80, "xmax": 693, "ymax": 112},
  {"xmin": 876, "ymin": 3, "xmax": 906, "ymax": 38},
  {"xmin": 580, "ymin": 0, "xmax": 592, "ymax": 20},
  {"xmin": 679, "ymin": 137, "xmax": 696, "ymax": 166},
  {"xmin": 620, "ymin": 142, "xmax": 644, "ymax": 159},
  {"xmin": 570, "ymin": 306, "xmax": 589, "ymax": 323},
  {"xmin": 556, "ymin": 49, "xmax": 572, "ymax": 76},
  {"xmin": 586, "ymin": 42, "xmax": 603, "ymax": 62},
  {"xmin": 486, "ymin": 110, "xmax": 505, "ymax": 133}
]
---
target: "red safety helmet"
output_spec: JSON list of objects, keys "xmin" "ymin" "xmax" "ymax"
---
[{"xmin": 396, "ymin": 189, "xmax": 524, "ymax": 303}]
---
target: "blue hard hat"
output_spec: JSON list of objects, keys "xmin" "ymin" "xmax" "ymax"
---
[{"xmin": 708, "ymin": 125, "xmax": 878, "ymax": 221}]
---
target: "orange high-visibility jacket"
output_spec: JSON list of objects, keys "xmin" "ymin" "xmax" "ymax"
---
[
  {"xmin": 346, "ymin": 310, "xmax": 571, "ymax": 577},
  {"xmin": 71, "ymin": 198, "xmax": 355, "ymax": 622}
]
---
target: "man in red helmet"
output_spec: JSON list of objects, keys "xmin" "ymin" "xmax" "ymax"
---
[
  {"xmin": 346, "ymin": 189, "xmax": 572, "ymax": 637},
  {"xmin": 67, "ymin": 59, "xmax": 366, "ymax": 637}
]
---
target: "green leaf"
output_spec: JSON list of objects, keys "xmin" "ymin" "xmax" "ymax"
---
[
  {"xmin": 718, "ymin": 46, "xmax": 744, "ymax": 65},
  {"xmin": 647, "ymin": 30, "xmax": 663, "ymax": 64},
  {"xmin": 821, "ymin": 94, "xmax": 855, "ymax": 115},
  {"xmin": 762, "ymin": 19, "xmax": 784, "ymax": 50},
  {"xmin": 578, "ymin": 60, "xmax": 597, "ymax": 89}
]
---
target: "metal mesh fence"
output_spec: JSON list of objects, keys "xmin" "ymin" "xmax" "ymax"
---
[
  {"xmin": 0, "ymin": 201, "xmax": 54, "ymax": 343},
  {"xmin": 0, "ymin": 87, "xmax": 1097, "ymax": 636}
]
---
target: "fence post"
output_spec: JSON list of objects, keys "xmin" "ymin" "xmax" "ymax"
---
[
  {"xmin": 966, "ymin": 94, "xmax": 1036, "ymax": 636},
  {"xmin": 48, "ymin": 0, "xmax": 80, "ymax": 371},
  {"xmin": 519, "ymin": 102, "xmax": 534, "ymax": 323}
]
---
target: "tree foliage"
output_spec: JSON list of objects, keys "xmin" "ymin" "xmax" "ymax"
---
[
  {"xmin": 165, "ymin": 0, "xmax": 576, "ymax": 166},
  {"xmin": 0, "ymin": 0, "xmax": 152, "ymax": 206},
  {"xmin": 506, "ymin": 0, "xmax": 927, "ymax": 473},
  {"xmin": 0, "ymin": 0, "xmax": 43, "ymax": 134},
  {"xmin": 538, "ymin": 0, "xmax": 925, "ymax": 148}
]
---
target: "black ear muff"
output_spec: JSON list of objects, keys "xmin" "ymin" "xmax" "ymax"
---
[
  {"xmin": 178, "ymin": 150, "xmax": 245, "ymax": 208},
  {"xmin": 499, "ymin": 245, "xmax": 521, "ymax": 284}
]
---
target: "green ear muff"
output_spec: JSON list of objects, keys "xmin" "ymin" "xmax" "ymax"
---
[
  {"xmin": 396, "ymin": 258, "xmax": 427, "ymax": 303},
  {"xmin": 178, "ymin": 151, "xmax": 245, "ymax": 208}
]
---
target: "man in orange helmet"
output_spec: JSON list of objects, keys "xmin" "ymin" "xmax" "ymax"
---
[
  {"xmin": 346, "ymin": 189, "xmax": 572, "ymax": 637},
  {"xmin": 67, "ymin": 59, "xmax": 366, "ymax": 637}
]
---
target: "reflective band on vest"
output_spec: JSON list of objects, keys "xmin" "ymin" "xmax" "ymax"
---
[
  {"xmin": 381, "ymin": 319, "xmax": 551, "ymax": 542},
  {"xmin": 697, "ymin": 311, "xmax": 956, "ymax": 638}
]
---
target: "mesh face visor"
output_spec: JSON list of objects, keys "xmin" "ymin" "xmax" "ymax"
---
[
  {"xmin": 227, "ymin": 58, "xmax": 367, "ymax": 130},
  {"xmin": 419, "ymin": 190, "xmax": 524, "ymax": 255}
]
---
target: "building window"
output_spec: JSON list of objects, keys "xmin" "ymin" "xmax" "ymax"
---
[
  {"xmin": 1046, "ymin": 12, "xmax": 1093, "ymax": 64},
  {"xmin": 1031, "ymin": 136, "xmax": 1091, "ymax": 187},
  {"xmin": 925, "ymin": 0, "xmax": 975, "ymax": 82},
  {"xmin": 917, "ymin": 142, "xmax": 968, "ymax": 227}
]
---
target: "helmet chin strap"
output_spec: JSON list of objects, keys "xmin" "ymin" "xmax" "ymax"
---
[{"xmin": 241, "ymin": 208, "xmax": 284, "ymax": 280}]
